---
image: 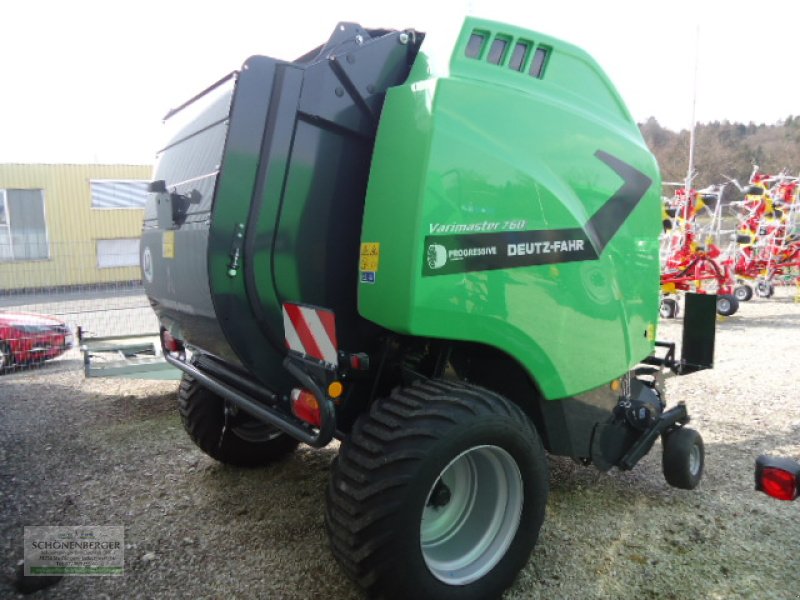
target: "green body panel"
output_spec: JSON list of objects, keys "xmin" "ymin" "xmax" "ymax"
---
[{"xmin": 359, "ymin": 18, "xmax": 662, "ymax": 399}]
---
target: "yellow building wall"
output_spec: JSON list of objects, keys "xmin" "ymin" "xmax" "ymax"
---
[{"xmin": 0, "ymin": 164, "xmax": 152, "ymax": 290}]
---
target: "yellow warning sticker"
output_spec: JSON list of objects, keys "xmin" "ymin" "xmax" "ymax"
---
[
  {"xmin": 360, "ymin": 242, "xmax": 380, "ymax": 272},
  {"xmin": 162, "ymin": 231, "xmax": 175, "ymax": 259}
]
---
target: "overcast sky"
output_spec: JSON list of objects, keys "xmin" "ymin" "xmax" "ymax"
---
[{"xmin": 3, "ymin": 0, "xmax": 798, "ymax": 164}]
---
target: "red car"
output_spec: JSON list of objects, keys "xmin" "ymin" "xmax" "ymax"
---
[{"xmin": 0, "ymin": 311, "xmax": 74, "ymax": 371}]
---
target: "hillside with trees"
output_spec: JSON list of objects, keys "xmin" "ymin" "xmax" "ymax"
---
[{"xmin": 639, "ymin": 116, "xmax": 800, "ymax": 201}]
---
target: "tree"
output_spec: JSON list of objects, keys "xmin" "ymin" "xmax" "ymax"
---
[{"xmin": 638, "ymin": 117, "xmax": 800, "ymax": 202}]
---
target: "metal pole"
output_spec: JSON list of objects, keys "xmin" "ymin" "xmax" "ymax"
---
[{"xmin": 685, "ymin": 26, "xmax": 700, "ymax": 201}]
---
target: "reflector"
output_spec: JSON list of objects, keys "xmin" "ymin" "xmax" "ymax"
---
[
  {"xmin": 291, "ymin": 388, "xmax": 321, "ymax": 427},
  {"xmin": 162, "ymin": 330, "xmax": 184, "ymax": 353},
  {"xmin": 328, "ymin": 381, "xmax": 344, "ymax": 399},
  {"xmin": 755, "ymin": 455, "xmax": 799, "ymax": 501},
  {"xmin": 760, "ymin": 468, "xmax": 798, "ymax": 501}
]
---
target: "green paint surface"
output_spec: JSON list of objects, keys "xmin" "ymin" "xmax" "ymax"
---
[{"xmin": 359, "ymin": 18, "xmax": 662, "ymax": 398}]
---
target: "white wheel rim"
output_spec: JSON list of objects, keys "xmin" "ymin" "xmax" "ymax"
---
[
  {"xmin": 420, "ymin": 445, "xmax": 523, "ymax": 585},
  {"xmin": 689, "ymin": 444, "xmax": 701, "ymax": 476}
]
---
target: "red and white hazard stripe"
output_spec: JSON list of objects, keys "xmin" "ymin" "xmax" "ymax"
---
[{"xmin": 282, "ymin": 303, "xmax": 338, "ymax": 367}]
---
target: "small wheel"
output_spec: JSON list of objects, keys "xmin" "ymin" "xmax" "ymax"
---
[
  {"xmin": 716, "ymin": 294, "xmax": 739, "ymax": 316},
  {"xmin": 326, "ymin": 379, "xmax": 548, "ymax": 600},
  {"xmin": 662, "ymin": 427, "xmax": 704, "ymax": 490},
  {"xmin": 178, "ymin": 372, "xmax": 299, "ymax": 466},
  {"xmin": 0, "ymin": 342, "xmax": 13, "ymax": 373},
  {"xmin": 755, "ymin": 281, "xmax": 774, "ymax": 298},
  {"xmin": 659, "ymin": 298, "xmax": 679, "ymax": 319},
  {"xmin": 734, "ymin": 285, "xmax": 753, "ymax": 302}
]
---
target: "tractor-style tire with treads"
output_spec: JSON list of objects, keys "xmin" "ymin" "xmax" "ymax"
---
[
  {"xmin": 178, "ymin": 372, "xmax": 299, "ymax": 467},
  {"xmin": 325, "ymin": 379, "xmax": 548, "ymax": 600}
]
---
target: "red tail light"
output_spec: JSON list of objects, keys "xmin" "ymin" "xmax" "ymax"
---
[
  {"xmin": 760, "ymin": 468, "xmax": 797, "ymax": 501},
  {"xmin": 162, "ymin": 330, "xmax": 184, "ymax": 353},
  {"xmin": 755, "ymin": 455, "xmax": 800, "ymax": 501},
  {"xmin": 291, "ymin": 388, "xmax": 321, "ymax": 427}
]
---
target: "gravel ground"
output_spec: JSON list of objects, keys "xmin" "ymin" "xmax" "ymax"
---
[{"xmin": 1, "ymin": 288, "xmax": 799, "ymax": 599}]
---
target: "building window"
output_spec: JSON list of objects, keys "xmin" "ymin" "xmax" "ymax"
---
[
  {"xmin": 96, "ymin": 238, "xmax": 141, "ymax": 268},
  {"xmin": 0, "ymin": 188, "xmax": 49, "ymax": 261},
  {"xmin": 90, "ymin": 180, "xmax": 149, "ymax": 209}
]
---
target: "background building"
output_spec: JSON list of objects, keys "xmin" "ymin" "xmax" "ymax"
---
[{"xmin": 0, "ymin": 164, "xmax": 152, "ymax": 292}]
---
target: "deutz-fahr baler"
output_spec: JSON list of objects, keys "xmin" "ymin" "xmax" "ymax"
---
[{"xmin": 141, "ymin": 18, "xmax": 716, "ymax": 600}]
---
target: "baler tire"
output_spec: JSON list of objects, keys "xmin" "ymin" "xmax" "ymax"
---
[
  {"xmin": 716, "ymin": 294, "xmax": 739, "ymax": 316},
  {"xmin": 662, "ymin": 427, "xmax": 704, "ymax": 490},
  {"xmin": 325, "ymin": 379, "xmax": 548, "ymax": 600},
  {"xmin": 659, "ymin": 298, "xmax": 679, "ymax": 319},
  {"xmin": 178, "ymin": 373, "xmax": 299, "ymax": 467},
  {"xmin": 734, "ymin": 285, "xmax": 753, "ymax": 302}
]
